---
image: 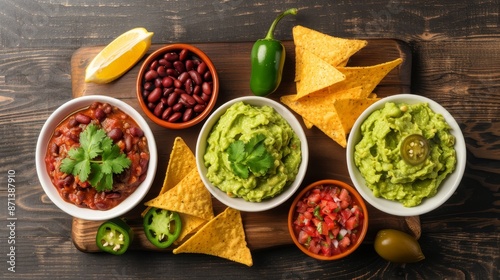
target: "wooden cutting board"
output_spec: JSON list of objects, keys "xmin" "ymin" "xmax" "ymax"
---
[{"xmin": 70, "ymin": 39, "xmax": 417, "ymax": 252}]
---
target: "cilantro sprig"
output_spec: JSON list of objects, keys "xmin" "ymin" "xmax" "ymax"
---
[
  {"xmin": 226, "ymin": 134, "xmax": 274, "ymax": 179},
  {"xmin": 60, "ymin": 124, "xmax": 131, "ymax": 192}
]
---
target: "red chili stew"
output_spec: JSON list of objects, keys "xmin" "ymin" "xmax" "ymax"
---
[{"xmin": 45, "ymin": 102, "xmax": 150, "ymax": 210}]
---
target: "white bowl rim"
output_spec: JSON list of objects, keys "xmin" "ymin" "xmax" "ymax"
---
[
  {"xmin": 196, "ymin": 96, "xmax": 309, "ymax": 212},
  {"xmin": 35, "ymin": 95, "xmax": 158, "ymax": 221},
  {"xmin": 346, "ymin": 94, "xmax": 466, "ymax": 216}
]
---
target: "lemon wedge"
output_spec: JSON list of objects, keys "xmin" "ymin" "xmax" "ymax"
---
[{"xmin": 85, "ymin": 27, "xmax": 154, "ymax": 84}]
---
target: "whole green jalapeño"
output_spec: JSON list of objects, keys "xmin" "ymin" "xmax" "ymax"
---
[{"xmin": 250, "ymin": 8, "xmax": 298, "ymax": 96}]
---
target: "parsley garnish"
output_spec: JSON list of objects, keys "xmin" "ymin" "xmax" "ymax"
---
[
  {"xmin": 226, "ymin": 134, "xmax": 274, "ymax": 179},
  {"xmin": 60, "ymin": 124, "xmax": 131, "ymax": 192}
]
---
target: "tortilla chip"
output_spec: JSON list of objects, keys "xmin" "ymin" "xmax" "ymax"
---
[
  {"xmin": 144, "ymin": 168, "xmax": 214, "ymax": 221},
  {"xmin": 173, "ymin": 207, "xmax": 253, "ymax": 267},
  {"xmin": 161, "ymin": 137, "xmax": 196, "ymax": 194},
  {"xmin": 311, "ymin": 58, "xmax": 403, "ymax": 99},
  {"xmin": 293, "ymin": 25, "xmax": 368, "ymax": 67},
  {"xmin": 141, "ymin": 137, "xmax": 196, "ymax": 217},
  {"xmin": 295, "ymin": 48, "xmax": 345, "ymax": 99},
  {"xmin": 175, "ymin": 213, "xmax": 207, "ymax": 244},
  {"xmin": 281, "ymin": 94, "xmax": 347, "ymax": 147},
  {"xmin": 333, "ymin": 98, "xmax": 380, "ymax": 134}
]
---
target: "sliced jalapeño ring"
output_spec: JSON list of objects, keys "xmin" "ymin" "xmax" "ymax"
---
[{"xmin": 400, "ymin": 134, "xmax": 429, "ymax": 165}]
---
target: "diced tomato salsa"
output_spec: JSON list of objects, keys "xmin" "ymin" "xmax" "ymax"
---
[
  {"xmin": 292, "ymin": 184, "xmax": 365, "ymax": 257},
  {"xmin": 45, "ymin": 102, "xmax": 150, "ymax": 210}
]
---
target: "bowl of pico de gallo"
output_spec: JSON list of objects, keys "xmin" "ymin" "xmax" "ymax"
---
[{"xmin": 288, "ymin": 179, "xmax": 369, "ymax": 260}]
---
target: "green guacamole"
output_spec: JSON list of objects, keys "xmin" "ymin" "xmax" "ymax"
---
[
  {"xmin": 204, "ymin": 101, "xmax": 302, "ymax": 202},
  {"xmin": 354, "ymin": 102, "xmax": 456, "ymax": 207}
]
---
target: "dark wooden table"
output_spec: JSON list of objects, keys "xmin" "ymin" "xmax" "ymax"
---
[{"xmin": 0, "ymin": 1, "xmax": 498, "ymax": 279}]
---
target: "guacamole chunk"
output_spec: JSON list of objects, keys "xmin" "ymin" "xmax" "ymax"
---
[
  {"xmin": 354, "ymin": 102, "xmax": 456, "ymax": 207},
  {"xmin": 204, "ymin": 101, "xmax": 302, "ymax": 202}
]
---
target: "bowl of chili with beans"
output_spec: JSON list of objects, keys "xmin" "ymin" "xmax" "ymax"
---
[
  {"xmin": 136, "ymin": 43, "xmax": 219, "ymax": 129},
  {"xmin": 36, "ymin": 95, "xmax": 157, "ymax": 221},
  {"xmin": 288, "ymin": 179, "xmax": 368, "ymax": 260}
]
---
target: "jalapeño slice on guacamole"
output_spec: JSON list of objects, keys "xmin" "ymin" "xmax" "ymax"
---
[{"xmin": 354, "ymin": 102, "xmax": 456, "ymax": 207}]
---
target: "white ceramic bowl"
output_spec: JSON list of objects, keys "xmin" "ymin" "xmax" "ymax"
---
[
  {"xmin": 346, "ymin": 94, "xmax": 466, "ymax": 216},
  {"xmin": 36, "ymin": 95, "xmax": 157, "ymax": 221},
  {"xmin": 196, "ymin": 96, "xmax": 309, "ymax": 212}
]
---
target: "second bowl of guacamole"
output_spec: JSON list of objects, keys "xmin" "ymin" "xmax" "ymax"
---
[
  {"xmin": 196, "ymin": 96, "xmax": 309, "ymax": 212},
  {"xmin": 347, "ymin": 94, "xmax": 466, "ymax": 216}
]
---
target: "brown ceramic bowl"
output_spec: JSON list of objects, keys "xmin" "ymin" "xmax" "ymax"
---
[
  {"xmin": 136, "ymin": 43, "xmax": 219, "ymax": 129},
  {"xmin": 288, "ymin": 179, "xmax": 369, "ymax": 260}
]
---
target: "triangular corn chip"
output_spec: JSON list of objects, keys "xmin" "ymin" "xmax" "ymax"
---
[
  {"xmin": 293, "ymin": 25, "xmax": 368, "ymax": 67},
  {"xmin": 295, "ymin": 48, "xmax": 345, "ymax": 99},
  {"xmin": 173, "ymin": 207, "xmax": 253, "ymax": 267},
  {"xmin": 144, "ymin": 168, "xmax": 214, "ymax": 221}
]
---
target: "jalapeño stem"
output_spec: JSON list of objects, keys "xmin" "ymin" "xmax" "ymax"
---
[{"xmin": 264, "ymin": 8, "xmax": 298, "ymax": 40}]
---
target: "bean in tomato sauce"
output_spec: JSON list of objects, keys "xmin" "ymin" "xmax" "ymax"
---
[{"xmin": 45, "ymin": 102, "xmax": 150, "ymax": 210}]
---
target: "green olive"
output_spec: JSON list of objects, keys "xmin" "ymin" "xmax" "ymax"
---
[
  {"xmin": 400, "ymin": 134, "xmax": 429, "ymax": 165},
  {"xmin": 374, "ymin": 229, "xmax": 425, "ymax": 263}
]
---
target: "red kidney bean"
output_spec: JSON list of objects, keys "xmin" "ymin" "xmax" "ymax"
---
[
  {"xmin": 154, "ymin": 77, "xmax": 163, "ymax": 88},
  {"xmin": 189, "ymin": 70, "xmax": 202, "ymax": 85},
  {"xmin": 167, "ymin": 91, "xmax": 179, "ymax": 106},
  {"xmin": 185, "ymin": 79, "xmax": 193, "ymax": 94},
  {"xmin": 148, "ymin": 88, "xmax": 162, "ymax": 103},
  {"xmin": 202, "ymin": 81, "xmax": 212, "ymax": 95},
  {"xmin": 160, "ymin": 97, "xmax": 168, "ymax": 105},
  {"xmin": 162, "ymin": 76, "xmax": 174, "ymax": 88},
  {"xmin": 173, "ymin": 60, "xmax": 185, "ymax": 73},
  {"xmin": 194, "ymin": 104, "xmax": 206, "ymax": 113},
  {"xmin": 203, "ymin": 70, "xmax": 212, "ymax": 81},
  {"xmin": 166, "ymin": 68, "xmax": 178, "ymax": 77},
  {"xmin": 197, "ymin": 61, "xmax": 207, "ymax": 75},
  {"xmin": 185, "ymin": 59, "xmax": 194, "ymax": 71},
  {"xmin": 157, "ymin": 66, "xmax": 167, "ymax": 77},
  {"xmin": 129, "ymin": 127, "xmax": 144, "ymax": 137},
  {"xmin": 178, "ymin": 71, "xmax": 190, "ymax": 83},
  {"xmin": 108, "ymin": 128, "xmax": 123, "ymax": 141},
  {"xmin": 165, "ymin": 52, "xmax": 179, "ymax": 62},
  {"xmin": 168, "ymin": 112, "xmax": 182, "ymax": 122},
  {"xmin": 201, "ymin": 92, "xmax": 211, "ymax": 102},
  {"xmin": 75, "ymin": 113, "xmax": 91, "ymax": 124},
  {"xmin": 150, "ymin": 60, "xmax": 159, "ymax": 70},
  {"xmin": 94, "ymin": 108, "xmax": 106, "ymax": 121},
  {"xmin": 144, "ymin": 70, "xmax": 158, "ymax": 81},
  {"xmin": 50, "ymin": 142, "xmax": 59, "ymax": 155},
  {"xmin": 153, "ymin": 102, "xmax": 165, "ymax": 117},
  {"xmin": 162, "ymin": 107, "xmax": 173, "ymax": 120},
  {"xmin": 192, "ymin": 94, "xmax": 205, "ymax": 105},
  {"xmin": 163, "ymin": 87, "xmax": 174, "ymax": 97},
  {"xmin": 172, "ymin": 103, "xmax": 184, "ymax": 112},
  {"xmin": 173, "ymin": 78, "xmax": 183, "ymax": 88},
  {"xmin": 193, "ymin": 85, "xmax": 201, "ymax": 95},
  {"xmin": 183, "ymin": 108, "xmax": 194, "ymax": 122},
  {"xmin": 181, "ymin": 93, "xmax": 196, "ymax": 106},
  {"xmin": 144, "ymin": 81, "xmax": 154, "ymax": 91},
  {"xmin": 179, "ymin": 49, "xmax": 189, "ymax": 61},
  {"xmin": 158, "ymin": 58, "xmax": 169, "ymax": 66}
]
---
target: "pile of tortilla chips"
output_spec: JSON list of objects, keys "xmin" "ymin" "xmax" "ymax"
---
[
  {"xmin": 143, "ymin": 137, "xmax": 253, "ymax": 266},
  {"xmin": 281, "ymin": 25, "xmax": 403, "ymax": 148}
]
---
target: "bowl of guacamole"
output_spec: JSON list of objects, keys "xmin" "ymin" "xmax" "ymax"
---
[
  {"xmin": 346, "ymin": 94, "xmax": 466, "ymax": 216},
  {"xmin": 196, "ymin": 96, "xmax": 309, "ymax": 212}
]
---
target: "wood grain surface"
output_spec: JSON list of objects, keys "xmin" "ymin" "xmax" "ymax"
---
[
  {"xmin": 0, "ymin": 0, "xmax": 498, "ymax": 279},
  {"xmin": 70, "ymin": 40, "xmax": 418, "ymax": 252}
]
